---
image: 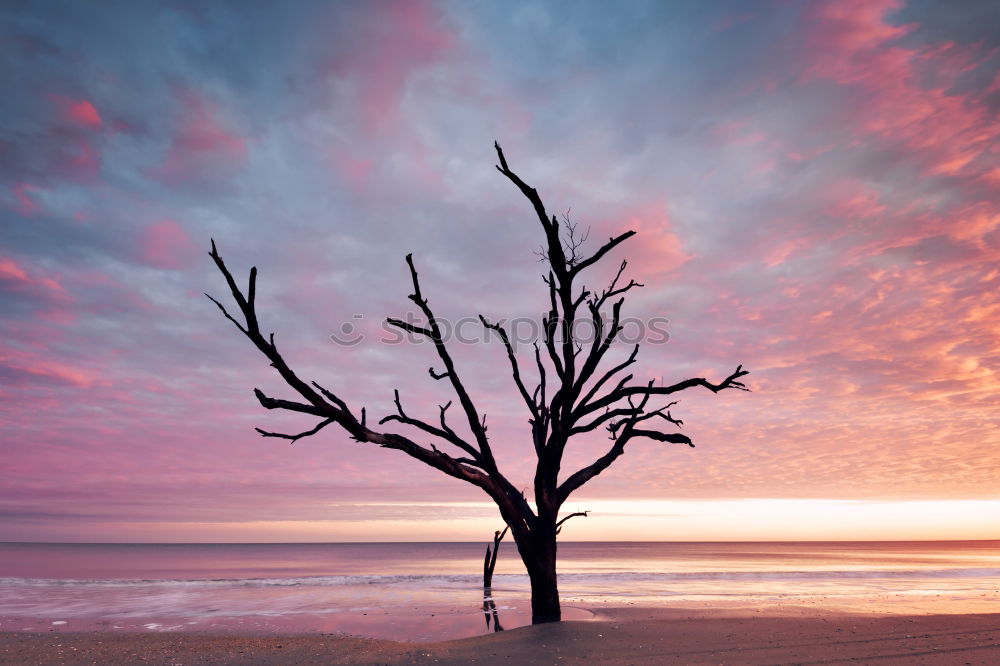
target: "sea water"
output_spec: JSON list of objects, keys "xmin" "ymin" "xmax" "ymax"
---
[{"xmin": 1, "ymin": 541, "xmax": 998, "ymax": 640}]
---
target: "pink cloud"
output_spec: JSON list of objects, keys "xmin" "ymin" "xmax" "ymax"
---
[
  {"xmin": 29, "ymin": 96, "xmax": 107, "ymax": 182},
  {"xmin": 316, "ymin": 0, "xmax": 457, "ymax": 196},
  {"xmin": 138, "ymin": 219, "xmax": 197, "ymax": 269},
  {"xmin": 0, "ymin": 256, "xmax": 66, "ymax": 296},
  {"xmin": 326, "ymin": 0, "xmax": 454, "ymax": 135},
  {"xmin": 609, "ymin": 202, "xmax": 691, "ymax": 281},
  {"xmin": 0, "ymin": 256, "xmax": 73, "ymax": 327},
  {"xmin": 943, "ymin": 201, "xmax": 999, "ymax": 248},
  {"xmin": 65, "ymin": 100, "xmax": 102, "ymax": 128},
  {"xmin": 762, "ymin": 238, "xmax": 812, "ymax": 268},
  {"xmin": 58, "ymin": 137, "xmax": 101, "ymax": 181},
  {"xmin": 332, "ymin": 151, "xmax": 374, "ymax": 189},
  {"xmin": 823, "ymin": 181, "xmax": 887, "ymax": 221},
  {"xmin": 0, "ymin": 257, "xmax": 30, "ymax": 283},
  {"xmin": 805, "ymin": 0, "xmax": 912, "ymax": 60},
  {"xmin": 0, "ymin": 356, "xmax": 99, "ymax": 388},
  {"xmin": 146, "ymin": 89, "xmax": 247, "ymax": 186},
  {"xmin": 49, "ymin": 95, "xmax": 103, "ymax": 129},
  {"xmin": 9, "ymin": 183, "xmax": 42, "ymax": 216},
  {"xmin": 802, "ymin": 0, "xmax": 999, "ymax": 183}
]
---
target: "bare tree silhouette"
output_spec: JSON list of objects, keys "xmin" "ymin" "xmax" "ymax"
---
[
  {"xmin": 206, "ymin": 142, "xmax": 749, "ymax": 624},
  {"xmin": 484, "ymin": 526, "xmax": 509, "ymax": 591},
  {"xmin": 482, "ymin": 525, "xmax": 508, "ymax": 632}
]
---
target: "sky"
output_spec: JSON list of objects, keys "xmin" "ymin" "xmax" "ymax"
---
[{"xmin": 1, "ymin": 0, "xmax": 998, "ymax": 543}]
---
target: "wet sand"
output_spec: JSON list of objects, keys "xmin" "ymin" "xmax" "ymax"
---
[{"xmin": 2, "ymin": 608, "xmax": 998, "ymax": 665}]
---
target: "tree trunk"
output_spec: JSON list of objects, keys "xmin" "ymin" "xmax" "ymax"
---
[{"xmin": 521, "ymin": 528, "xmax": 560, "ymax": 624}]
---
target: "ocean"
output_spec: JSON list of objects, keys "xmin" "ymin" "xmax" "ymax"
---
[{"xmin": 1, "ymin": 541, "xmax": 998, "ymax": 640}]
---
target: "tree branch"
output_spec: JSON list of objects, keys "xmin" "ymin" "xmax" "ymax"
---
[
  {"xmin": 494, "ymin": 141, "xmax": 567, "ymax": 278},
  {"xmin": 207, "ymin": 241, "xmax": 349, "ymax": 422},
  {"xmin": 555, "ymin": 510, "xmax": 589, "ymax": 535},
  {"xmin": 557, "ymin": 425, "xmax": 633, "ymax": 505},
  {"xmin": 253, "ymin": 388, "xmax": 325, "ymax": 416},
  {"xmin": 605, "ymin": 401, "xmax": 682, "ymax": 436},
  {"xmin": 560, "ymin": 388, "xmax": 678, "ymax": 505},
  {"xmin": 204, "ymin": 292, "xmax": 247, "ymax": 335},
  {"xmin": 592, "ymin": 261, "xmax": 643, "ymax": 309},
  {"xmin": 480, "ymin": 315, "xmax": 538, "ymax": 419},
  {"xmin": 255, "ymin": 419, "xmax": 334, "ymax": 444},
  {"xmin": 628, "ymin": 429, "xmax": 693, "ymax": 447},
  {"xmin": 572, "ymin": 296, "xmax": 625, "ymax": 402},
  {"xmin": 206, "ymin": 241, "xmax": 533, "ymax": 518},
  {"xmin": 378, "ymin": 390, "xmax": 482, "ymax": 461},
  {"xmin": 570, "ymin": 407, "xmax": 641, "ymax": 435},
  {"xmin": 533, "ymin": 342, "xmax": 547, "ymax": 410},
  {"xmin": 575, "ymin": 344, "xmax": 639, "ymax": 416},
  {"xmin": 390, "ymin": 253, "xmax": 499, "ymax": 472},
  {"xmin": 570, "ymin": 231, "xmax": 636, "ymax": 277},
  {"xmin": 386, "ymin": 317, "xmax": 434, "ymax": 338},
  {"xmin": 579, "ymin": 365, "xmax": 750, "ymax": 416}
]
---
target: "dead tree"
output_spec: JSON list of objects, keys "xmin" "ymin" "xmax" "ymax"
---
[
  {"xmin": 483, "ymin": 525, "xmax": 509, "ymax": 590},
  {"xmin": 206, "ymin": 142, "xmax": 749, "ymax": 624},
  {"xmin": 482, "ymin": 525, "xmax": 508, "ymax": 632}
]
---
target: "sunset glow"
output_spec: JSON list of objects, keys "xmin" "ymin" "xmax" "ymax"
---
[
  {"xmin": 2, "ymin": 0, "xmax": 998, "ymax": 544},
  {"xmin": 3, "ymin": 499, "xmax": 997, "ymax": 544}
]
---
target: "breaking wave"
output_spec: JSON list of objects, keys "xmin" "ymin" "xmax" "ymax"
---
[{"xmin": 4, "ymin": 566, "xmax": 999, "ymax": 590}]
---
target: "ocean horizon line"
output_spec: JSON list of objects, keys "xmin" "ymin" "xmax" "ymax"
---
[{"xmin": 2, "ymin": 538, "xmax": 998, "ymax": 546}]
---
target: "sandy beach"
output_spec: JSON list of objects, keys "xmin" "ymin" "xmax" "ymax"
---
[{"xmin": 3, "ymin": 608, "xmax": 999, "ymax": 665}]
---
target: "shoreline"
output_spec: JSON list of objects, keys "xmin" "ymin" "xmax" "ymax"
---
[{"xmin": 3, "ymin": 608, "xmax": 999, "ymax": 665}]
